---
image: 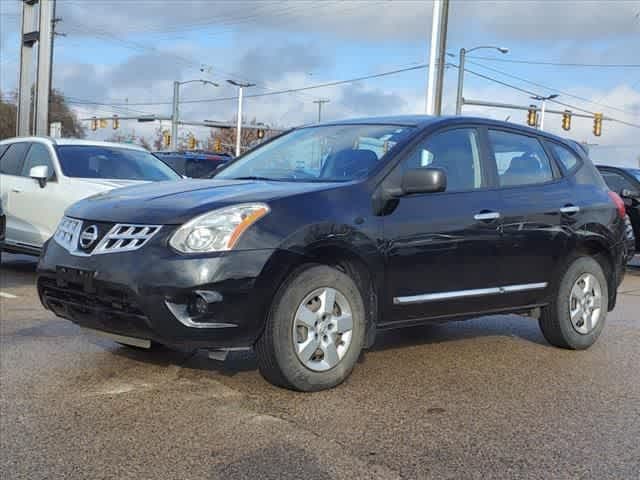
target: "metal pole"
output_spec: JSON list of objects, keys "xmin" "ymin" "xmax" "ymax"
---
[
  {"xmin": 17, "ymin": 1, "xmax": 36, "ymax": 136},
  {"xmin": 34, "ymin": 0, "xmax": 54, "ymax": 136},
  {"xmin": 235, "ymin": 86, "xmax": 243, "ymax": 157},
  {"xmin": 425, "ymin": 0, "xmax": 442, "ymax": 114},
  {"xmin": 313, "ymin": 99, "xmax": 329, "ymax": 122},
  {"xmin": 433, "ymin": 0, "xmax": 449, "ymax": 116},
  {"xmin": 171, "ymin": 81, "xmax": 179, "ymax": 150},
  {"xmin": 455, "ymin": 48, "xmax": 465, "ymax": 115},
  {"xmin": 539, "ymin": 99, "xmax": 546, "ymax": 130}
]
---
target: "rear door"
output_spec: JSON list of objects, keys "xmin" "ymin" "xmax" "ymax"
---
[
  {"xmin": 0, "ymin": 142, "xmax": 31, "ymax": 247},
  {"xmin": 485, "ymin": 129, "xmax": 570, "ymax": 307},
  {"xmin": 382, "ymin": 126, "xmax": 506, "ymax": 324}
]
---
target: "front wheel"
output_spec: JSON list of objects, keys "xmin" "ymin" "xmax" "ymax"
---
[
  {"xmin": 539, "ymin": 256, "xmax": 608, "ymax": 350},
  {"xmin": 255, "ymin": 264, "xmax": 366, "ymax": 391}
]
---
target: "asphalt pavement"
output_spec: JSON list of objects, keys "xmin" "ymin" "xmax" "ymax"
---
[{"xmin": 1, "ymin": 253, "xmax": 639, "ymax": 479}]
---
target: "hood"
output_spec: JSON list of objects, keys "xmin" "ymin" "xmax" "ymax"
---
[{"xmin": 66, "ymin": 178, "xmax": 342, "ymax": 224}]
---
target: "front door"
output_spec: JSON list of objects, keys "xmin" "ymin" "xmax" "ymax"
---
[{"xmin": 382, "ymin": 127, "xmax": 505, "ymax": 325}]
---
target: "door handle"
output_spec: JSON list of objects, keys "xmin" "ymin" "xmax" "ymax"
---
[
  {"xmin": 11, "ymin": 188, "xmax": 22, "ymax": 193},
  {"xmin": 474, "ymin": 211, "xmax": 501, "ymax": 221},
  {"xmin": 560, "ymin": 205, "xmax": 580, "ymax": 214}
]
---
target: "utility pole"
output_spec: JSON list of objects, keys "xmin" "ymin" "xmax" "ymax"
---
[
  {"xmin": 425, "ymin": 0, "xmax": 449, "ymax": 115},
  {"xmin": 227, "ymin": 80, "xmax": 255, "ymax": 157},
  {"xmin": 313, "ymin": 99, "xmax": 330, "ymax": 122},
  {"xmin": 531, "ymin": 94, "xmax": 559, "ymax": 131},
  {"xmin": 171, "ymin": 81, "xmax": 180, "ymax": 150},
  {"xmin": 17, "ymin": 0, "xmax": 56, "ymax": 136}
]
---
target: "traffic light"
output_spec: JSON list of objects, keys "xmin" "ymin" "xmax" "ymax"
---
[
  {"xmin": 112, "ymin": 115, "xmax": 120, "ymax": 130},
  {"xmin": 593, "ymin": 113, "xmax": 603, "ymax": 137},
  {"xmin": 527, "ymin": 105, "xmax": 538, "ymax": 127},
  {"xmin": 257, "ymin": 128, "xmax": 265, "ymax": 139},
  {"xmin": 213, "ymin": 138, "xmax": 222, "ymax": 152},
  {"xmin": 187, "ymin": 135, "xmax": 197, "ymax": 150},
  {"xmin": 561, "ymin": 110, "xmax": 571, "ymax": 131},
  {"xmin": 162, "ymin": 130, "xmax": 171, "ymax": 148},
  {"xmin": 90, "ymin": 117, "xmax": 98, "ymax": 131},
  {"xmin": 99, "ymin": 118, "xmax": 108, "ymax": 129}
]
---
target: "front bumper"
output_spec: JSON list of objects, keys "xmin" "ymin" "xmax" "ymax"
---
[{"xmin": 37, "ymin": 238, "xmax": 299, "ymax": 351}]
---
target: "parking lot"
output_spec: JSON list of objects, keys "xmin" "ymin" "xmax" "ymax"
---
[{"xmin": 0, "ymin": 252, "xmax": 638, "ymax": 479}]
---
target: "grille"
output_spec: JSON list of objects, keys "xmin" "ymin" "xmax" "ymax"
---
[
  {"xmin": 53, "ymin": 217, "xmax": 83, "ymax": 252},
  {"xmin": 93, "ymin": 224, "xmax": 161, "ymax": 254},
  {"xmin": 53, "ymin": 217, "xmax": 161, "ymax": 256}
]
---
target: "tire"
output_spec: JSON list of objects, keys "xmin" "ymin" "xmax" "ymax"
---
[
  {"xmin": 539, "ymin": 256, "xmax": 608, "ymax": 350},
  {"xmin": 255, "ymin": 264, "xmax": 366, "ymax": 391}
]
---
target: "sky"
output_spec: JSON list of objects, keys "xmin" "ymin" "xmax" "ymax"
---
[{"xmin": 0, "ymin": 0, "xmax": 639, "ymax": 166}]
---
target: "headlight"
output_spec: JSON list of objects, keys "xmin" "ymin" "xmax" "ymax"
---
[{"xmin": 169, "ymin": 203, "xmax": 270, "ymax": 253}]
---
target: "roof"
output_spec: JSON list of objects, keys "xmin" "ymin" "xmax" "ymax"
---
[{"xmin": 0, "ymin": 136, "xmax": 148, "ymax": 151}]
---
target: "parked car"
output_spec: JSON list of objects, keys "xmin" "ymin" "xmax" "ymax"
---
[
  {"xmin": 596, "ymin": 165, "xmax": 639, "ymax": 259},
  {"xmin": 154, "ymin": 151, "xmax": 232, "ymax": 178},
  {"xmin": 0, "ymin": 198, "xmax": 5, "ymax": 253},
  {"xmin": 37, "ymin": 116, "xmax": 627, "ymax": 391},
  {"xmin": 0, "ymin": 137, "xmax": 180, "ymax": 256}
]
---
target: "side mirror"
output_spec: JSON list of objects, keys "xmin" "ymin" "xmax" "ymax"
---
[
  {"xmin": 29, "ymin": 165, "xmax": 50, "ymax": 188},
  {"xmin": 620, "ymin": 188, "xmax": 640, "ymax": 200},
  {"xmin": 401, "ymin": 168, "xmax": 447, "ymax": 195}
]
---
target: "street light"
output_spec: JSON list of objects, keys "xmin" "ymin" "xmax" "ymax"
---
[
  {"xmin": 171, "ymin": 79, "xmax": 219, "ymax": 150},
  {"xmin": 227, "ymin": 80, "xmax": 256, "ymax": 157},
  {"xmin": 455, "ymin": 45, "xmax": 509, "ymax": 115},
  {"xmin": 530, "ymin": 94, "xmax": 559, "ymax": 131}
]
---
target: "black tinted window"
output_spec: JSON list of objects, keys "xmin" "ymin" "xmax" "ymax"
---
[
  {"xmin": 56, "ymin": 146, "xmax": 179, "ymax": 181},
  {"xmin": 549, "ymin": 143, "xmax": 580, "ymax": 172},
  {"xmin": 403, "ymin": 128, "xmax": 483, "ymax": 191},
  {"xmin": 601, "ymin": 171, "xmax": 634, "ymax": 193},
  {"xmin": 21, "ymin": 143, "xmax": 55, "ymax": 177},
  {"xmin": 489, "ymin": 130, "xmax": 554, "ymax": 187},
  {"xmin": 0, "ymin": 143, "xmax": 30, "ymax": 176}
]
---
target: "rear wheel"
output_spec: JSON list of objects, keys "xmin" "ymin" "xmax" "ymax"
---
[
  {"xmin": 255, "ymin": 264, "xmax": 366, "ymax": 391},
  {"xmin": 539, "ymin": 256, "xmax": 608, "ymax": 350}
]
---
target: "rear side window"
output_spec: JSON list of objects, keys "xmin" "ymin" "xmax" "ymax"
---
[
  {"xmin": 600, "ymin": 171, "xmax": 635, "ymax": 194},
  {"xmin": 549, "ymin": 143, "xmax": 580, "ymax": 172},
  {"xmin": 21, "ymin": 143, "xmax": 55, "ymax": 178},
  {"xmin": 402, "ymin": 128, "xmax": 483, "ymax": 191},
  {"xmin": 0, "ymin": 143, "xmax": 30, "ymax": 176},
  {"xmin": 488, "ymin": 130, "xmax": 554, "ymax": 187}
]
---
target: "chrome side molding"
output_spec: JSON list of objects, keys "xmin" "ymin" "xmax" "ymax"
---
[{"xmin": 393, "ymin": 282, "xmax": 548, "ymax": 305}]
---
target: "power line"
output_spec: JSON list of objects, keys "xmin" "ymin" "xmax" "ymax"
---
[
  {"xmin": 464, "ymin": 58, "xmax": 638, "ymax": 117},
  {"xmin": 466, "ymin": 55, "xmax": 640, "ymax": 68},
  {"xmin": 64, "ymin": 64, "xmax": 428, "ymax": 107}
]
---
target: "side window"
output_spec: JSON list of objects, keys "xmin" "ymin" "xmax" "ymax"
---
[
  {"xmin": 488, "ymin": 130, "xmax": 554, "ymax": 187},
  {"xmin": 549, "ymin": 142, "xmax": 580, "ymax": 172},
  {"xmin": 402, "ymin": 128, "xmax": 483, "ymax": 191},
  {"xmin": 601, "ymin": 171, "xmax": 634, "ymax": 193},
  {"xmin": 21, "ymin": 143, "xmax": 55, "ymax": 178},
  {"xmin": 0, "ymin": 144, "xmax": 9, "ymax": 158},
  {"xmin": 0, "ymin": 143, "xmax": 30, "ymax": 176}
]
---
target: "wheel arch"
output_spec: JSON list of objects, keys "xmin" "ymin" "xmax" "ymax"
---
[{"xmin": 571, "ymin": 237, "xmax": 617, "ymax": 311}]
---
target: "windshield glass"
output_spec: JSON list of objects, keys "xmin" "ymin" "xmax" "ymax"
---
[
  {"xmin": 629, "ymin": 168, "xmax": 640, "ymax": 182},
  {"xmin": 56, "ymin": 146, "xmax": 180, "ymax": 181},
  {"xmin": 215, "ymin": 124, "xmax": 416, "ymax": 182}
]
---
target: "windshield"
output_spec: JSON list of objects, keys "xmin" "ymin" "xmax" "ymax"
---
[
  {"xmin": 56, "ymin": 146, "xmax": 180, "ymax": 181},
  {"xmin": 215, "ymin": 124, "xmax": 416, "ymax": 182}
]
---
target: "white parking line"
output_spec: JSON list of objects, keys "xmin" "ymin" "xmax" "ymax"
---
[{"xmin": 0, "ymin": 292, "xmax": 18, "ymax": 299}]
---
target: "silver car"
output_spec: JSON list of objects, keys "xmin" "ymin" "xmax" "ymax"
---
[{"xmin": 0, "ymin": 137, "xmax": 180, "ymax": 255}]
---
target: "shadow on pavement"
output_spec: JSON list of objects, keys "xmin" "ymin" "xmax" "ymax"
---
[{"xmin": 0, "ymin": 253, "xmax": 39, "ymax": 289}]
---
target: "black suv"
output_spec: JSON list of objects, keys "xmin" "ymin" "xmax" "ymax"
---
[{"xmin": 37, "ymin": 116, "xmax": 627, "ymax": 391}]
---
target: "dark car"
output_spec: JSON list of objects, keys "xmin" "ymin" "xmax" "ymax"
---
[
  {"xmin": 155, "ymin": 151, "xmax": 232, "ymax": 178},
  {"xmin": 0, "ymin": 198, "xmax": 5, "ymax": 252},
  {"xmin": 596, "ymin": 165, "xmax": 639, "ymax": 258},
  {"xmin": 37, "ymin": 116, "xmax": 627, "ymax": 391}
]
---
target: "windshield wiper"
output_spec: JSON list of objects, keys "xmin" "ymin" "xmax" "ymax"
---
[{"xmin": 229, "ymin": 176, "xmax": 280, "ymax": 181}]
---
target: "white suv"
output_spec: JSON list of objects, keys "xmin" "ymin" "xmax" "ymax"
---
[{"xmin": 0, "ymin": 137, "xmax": 180, "ymax": 255}]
